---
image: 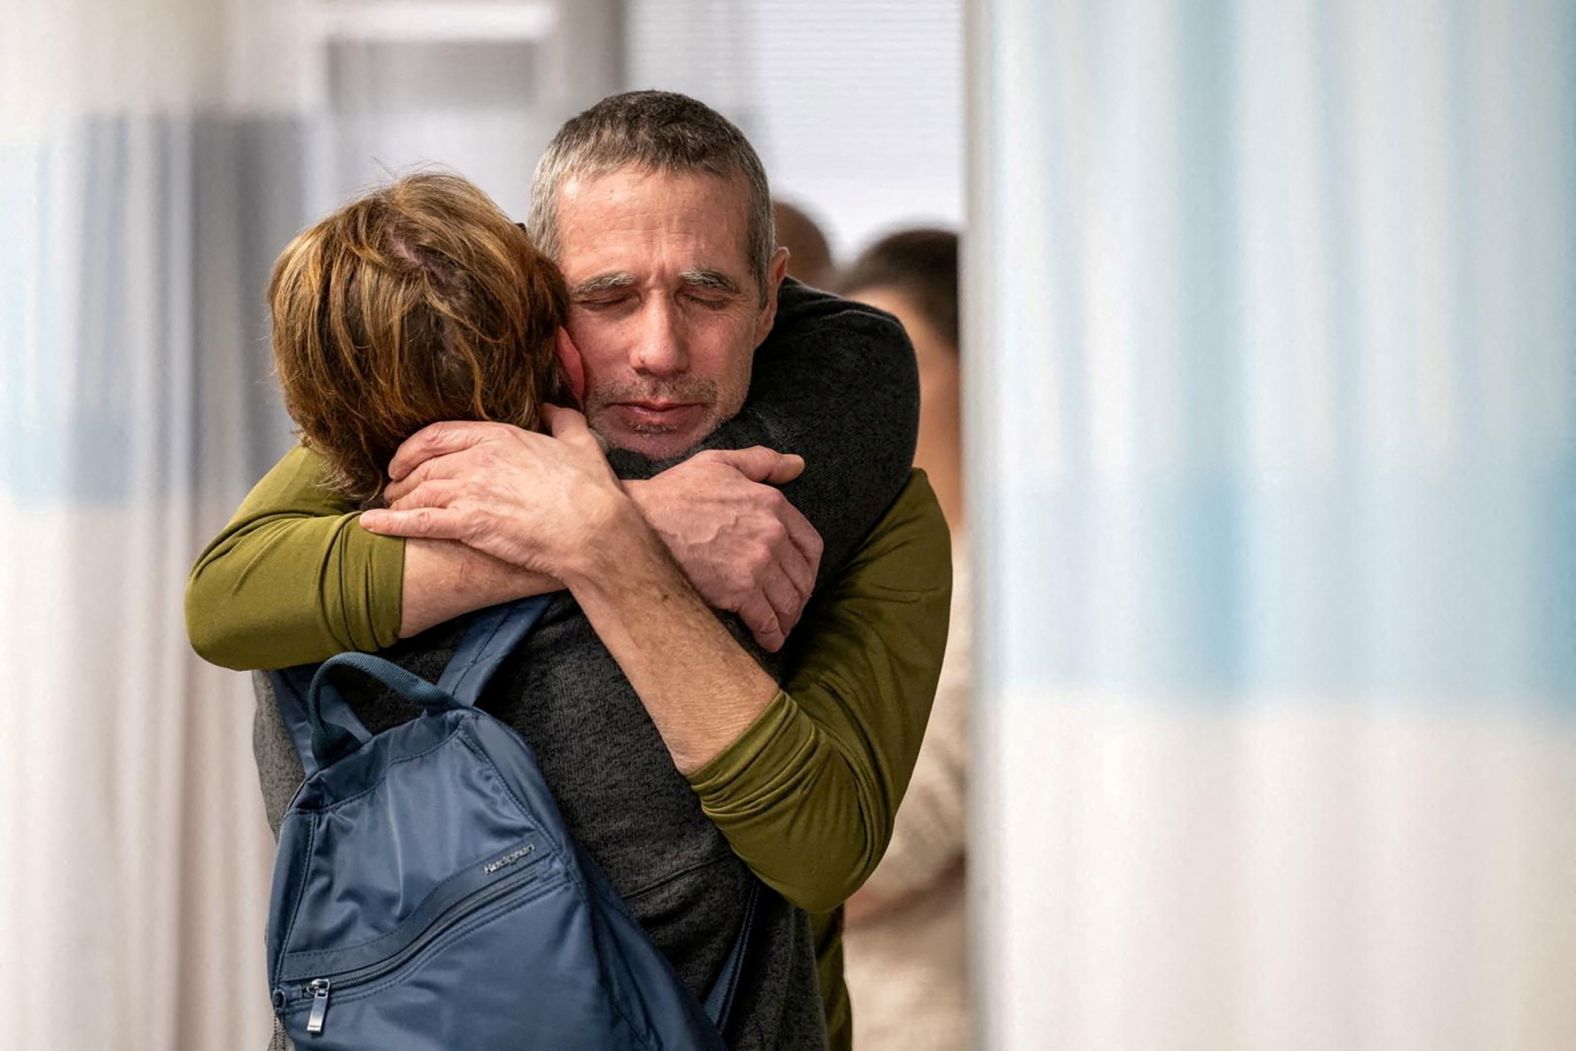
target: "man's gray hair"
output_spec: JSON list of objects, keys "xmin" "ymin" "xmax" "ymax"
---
[{"xmin": 527, "ymin": 90, "xmax": 777, "ymax": 303}]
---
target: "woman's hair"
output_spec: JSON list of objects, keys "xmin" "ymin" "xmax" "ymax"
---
[
  {"xmin": 837, "ymin": 227, "xmax": 960, "ymax": 352},
  {"xmin": 268, "ymin": 172, "xmax": 567, "ymax": 505}
]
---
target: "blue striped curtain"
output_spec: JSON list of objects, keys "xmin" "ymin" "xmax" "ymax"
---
[{"xmin": 969, "ymin": 1, "xmax": 1576, "ymax": 1047}]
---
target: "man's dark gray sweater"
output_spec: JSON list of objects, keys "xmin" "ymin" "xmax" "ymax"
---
[{"xmin": 251, "ymin": 281, "xmax": 919, "ymax": 1049}]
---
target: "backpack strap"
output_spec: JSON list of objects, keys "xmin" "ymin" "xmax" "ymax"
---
[
  {"xmin": 268, "ymin": 594, "xmax": 555, "ymax": 777},
  {"xmin": 268, "ymin": 664, "xmax": 365, "ymax": 780},
  {"xmin": 304, "ymin": 653, "xmax": 473, "ymax": 769},
  {"xmin": 703, "ymin": 880, "xmax": 761, "ymax": 1029},
  {"xmin": 436, "ymin": 594, "xmax": 554, "ymax": 706}
]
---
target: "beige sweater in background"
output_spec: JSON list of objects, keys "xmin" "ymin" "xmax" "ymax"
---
[{"xmin": 843, "ymin": 548, "xmax": 971, "ymax": 1049}]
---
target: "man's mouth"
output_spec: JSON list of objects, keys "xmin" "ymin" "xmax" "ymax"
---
[{"xmin": 612, "ymin": 401, "xmax": 703, "ymax": 429}]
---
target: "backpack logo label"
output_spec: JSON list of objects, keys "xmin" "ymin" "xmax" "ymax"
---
[{"xmin": 482, "ymin": 844, "xmax": 534, "ymax": 875}]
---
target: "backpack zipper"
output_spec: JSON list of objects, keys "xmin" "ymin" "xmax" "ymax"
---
[
  {"xmin": 284, "ymin": 856, "xmax": 539, "ymax": 1036},
  {"xmin": 306, "ymin": 979, "xmax": 331, "ymax": 1033}
]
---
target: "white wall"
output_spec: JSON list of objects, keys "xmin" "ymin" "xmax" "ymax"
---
[
  {"xmin": 316, "ymin": 0, "xmax": 622, "ymax": 215},
  {"xmin": 626, "ymin": 0, "xmax": 963, "ymax": 260}
]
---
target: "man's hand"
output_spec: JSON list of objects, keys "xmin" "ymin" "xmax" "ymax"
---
[
  {"xmin": 627, "ymin": 449, "xmax": 824, "ymax": 652},
  {"xmin": 359, "ymin": 407, "xmax": 625, "ymax": 578}
]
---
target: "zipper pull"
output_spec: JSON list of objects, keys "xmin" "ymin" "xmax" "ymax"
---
[{"xmin": 306, "ymin": 978, "xmax": 332, "ymax": 1034}]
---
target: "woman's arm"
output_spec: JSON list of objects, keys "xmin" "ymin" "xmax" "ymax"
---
[
  {"xmin": 843, "ymin": 621, "xmax": 969, "ymax": 923},
  {"xmin": 185, "ymin": 445, "xmax": 553, "ymax": 670},
  {"xmin": 684, "ymin": 473, "xmax": 952, "ymax": 912},
  {"xmin": 184, "ymin": 441, "xmax": 821, "ymax": 668}
]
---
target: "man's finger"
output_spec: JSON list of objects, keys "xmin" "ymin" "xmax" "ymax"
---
[
  {"xmin": 358, "ymin": 506, "xmax": 467, "ymax": 541},
  {"xmin": 760, "ymin": 568, "xmax": 807, "ymax": 639},
  {"xmin": 777, "ymin": 503, "xmax": 823, "ymax": 595},
  {"xmin": 542, "ymin": 404, "xmax": 596, "ymax": 448},
  {"xmin": 555, "ymin": 327, "xmax": 587, "ymax": 405},
  {"xmin": 737, "ymin": 594, "xmax": 786, "ymax": 653},
  {"xmin": 385, "ymin": 478, "xmax": 466, "ymax": 511},
  {"xmin": 773, "ymin": 527, "xmax": 817, "ymax": 606},
  {"xmin": 387, "ymin": 421, "xmax": 499, "ymax": 482},
  {"xmin": 714, "ymin": 447, "xmax": 805, "ymax": 485},
  {"xmin": 383, "ymin": 452, "xmax": 472, "ymax": 504}
]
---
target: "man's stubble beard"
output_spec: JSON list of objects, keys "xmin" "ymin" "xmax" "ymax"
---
[{"xmin": 585, "ymin": 376, "xmax": 722, "ymax": 437}]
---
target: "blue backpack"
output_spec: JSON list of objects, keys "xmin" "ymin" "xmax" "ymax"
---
[{"xmin": 264, "ymin": 596, "xmax": 756, "ymax": 1049}]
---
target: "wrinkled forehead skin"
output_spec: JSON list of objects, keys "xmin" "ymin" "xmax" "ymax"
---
[{"xmin": 551, "ymin": 164, "xmax": 756, "ymax": 289}]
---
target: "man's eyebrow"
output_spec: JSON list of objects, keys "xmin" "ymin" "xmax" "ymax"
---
[
  {"xmin": 570, "ymin": 273, "xmax": 637, "ymax": 297},
  {"xmin": 679, "ymin": 268, "xmax": 742, "ymax": 295}
]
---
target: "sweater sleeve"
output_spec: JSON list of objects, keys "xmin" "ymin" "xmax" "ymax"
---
[
  {"xmin": 684, "ymin": 472, "xmax": 952, "ymax": 913},
  {"xmin": 184, "ymin": 445, "xmax": 406, "ymax": 670},
  {"xmin": 853, "ymin": 577, "xmax": 969, "ymax": 904}
]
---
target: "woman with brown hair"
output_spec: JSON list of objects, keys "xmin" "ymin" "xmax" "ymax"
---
[{"xmin": 267, "ymin": 171, "xmax": 571, "ymax": 508}]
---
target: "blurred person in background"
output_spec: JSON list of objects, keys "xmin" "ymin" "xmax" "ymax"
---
[
  {"xmin": 773, "ymin": 199, "xmax": 836, "ymax": 288},
  {"xmin": 838, "ymin": 228, "xmax": 970, "ymax": 1050},
  {"xmin": 187, "ymin": 92, "xmax": 951, "ymax": 1050}
]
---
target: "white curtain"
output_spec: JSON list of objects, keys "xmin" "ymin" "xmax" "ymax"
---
[
  {"xmin": 1, "ymin": 1, "xmax": 313, "ymax": 1046},
  {"xmin": 969, "ymin": 1, "xmax": 1576, "ymax": 1048}
]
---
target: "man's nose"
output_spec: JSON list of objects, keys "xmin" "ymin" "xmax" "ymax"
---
[{"xmin": 630, "ymin": 298, "xmax": 689, "ymax": 376}]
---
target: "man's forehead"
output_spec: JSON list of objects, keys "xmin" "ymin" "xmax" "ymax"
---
[
  {"xmin": 556, "ymin": 163, "xmax": 746, "ymax": 209},
  {"xmin": 554, "ymin": 168, "xmax": 750, "ymax": 237},
  {"xmin": 553, "ymin": 166, "xmax": 752, "ymax": 268}
]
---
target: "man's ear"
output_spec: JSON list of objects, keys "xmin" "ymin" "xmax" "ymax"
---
[
  {"xmin": 555, "ymin": 327, "xmax": 586, "ymax": 404},
  {"xmin": 753, "ymin": 245, "xmax": 792, "ymax": 344}
]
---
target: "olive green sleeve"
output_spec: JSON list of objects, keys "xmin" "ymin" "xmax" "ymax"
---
[
  {"xmin": 685, "ymin": 472, "xmax": 953, "ymax": 914},
  {"xmin": 184, "ymin": 445, "xmax": 406, "ymax": 670}
]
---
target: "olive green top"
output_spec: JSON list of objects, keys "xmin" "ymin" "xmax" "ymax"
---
[{"xmin": 186, "ymin": 446, "xmax": 950, "ymax": 1050}]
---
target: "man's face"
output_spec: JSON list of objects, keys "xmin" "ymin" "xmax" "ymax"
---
[{"xmin": 552, "ymin": 167, "xmax": 788, "ymax": 459}]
